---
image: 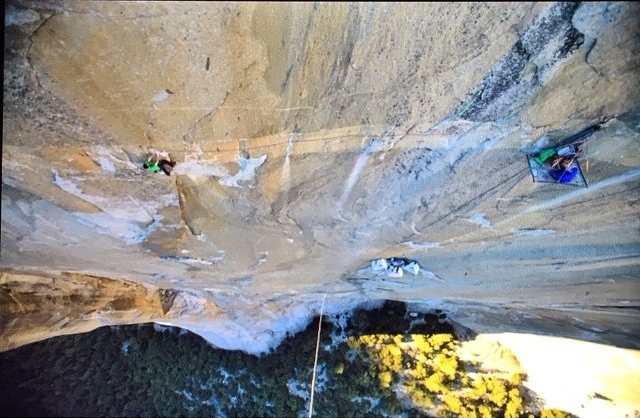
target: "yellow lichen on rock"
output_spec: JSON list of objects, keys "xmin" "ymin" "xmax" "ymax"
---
[
  {"xmin": 379, "ymin": 371, "xmax": 393, "ymax": 388},
  {"xmin": 505, "ymin": 388, "xmax": 524, "ymax": 418},
  {"xmin": 379, "ymin": 343, "xmax": 403, "ymax": 373},
  {"xmin": 478, "ymin": 404, "xmax": 493, "ymax": 418},
  {"xmin": 434, "ymin": 351, "xmax": 458, "ymax": 380},
  {"xmin": 540, "ymin": 408, "xmax": 573, "ymax": 418},
  {"xmin": 442, "ymin": 393, "xmax": 463, "ymax": 414},
  {"xmin": 345, "ymin": 332, "xmax": 572, "ymax": 418},
  {"xmin": 423, "ymin": 371, "xmax": 446, "ymax": 393}
]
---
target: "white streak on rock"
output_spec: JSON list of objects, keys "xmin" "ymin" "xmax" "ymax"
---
[{"xmin": 467, "ymin": 212, "xmax": 492, "ymax": 229}]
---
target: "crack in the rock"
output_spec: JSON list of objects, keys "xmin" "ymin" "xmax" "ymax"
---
[
  {"xmin": 181, "ymin": 89, "xmax": 233, "ymax": 150},
  {"xmin": 179, "ymin": 215, "xmax": 198, "ymax": 238},
  {"xmin": 24, "ymin": 13, "xmax": 53, "ymax": 91},
  {"xmin": 121, "ymin": 11, "xmax": 170, "ymax": 21},
  {"xmin": 584, "ymin": 38, "xmax": 603, "ymax": 77},
  {"xmin": 158, "ymin": 288, "xmax": 178, "ymax": 315}
]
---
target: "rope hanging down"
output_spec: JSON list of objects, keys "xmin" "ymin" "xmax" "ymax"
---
[{"xmin": 308, "ymin": 293, "xmax": 327, "ymax": 418}]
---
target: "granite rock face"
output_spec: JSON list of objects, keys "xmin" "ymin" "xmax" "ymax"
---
[{"xmin": 2, "ymin": 2, "xmax": 640, "ymax": 352}]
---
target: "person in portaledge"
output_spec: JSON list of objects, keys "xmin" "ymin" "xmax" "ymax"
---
[{"xmin": 532, "ymin": 147, "xmax": 579, "ymax": 184}]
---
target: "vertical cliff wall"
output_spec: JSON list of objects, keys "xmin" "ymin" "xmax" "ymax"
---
[{"xmin": 2, "ymin": 1, "xmax": 640, "ymax": 352}]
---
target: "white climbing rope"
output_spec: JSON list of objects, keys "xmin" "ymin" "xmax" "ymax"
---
[{"xmin": 308, "ymin": 293, "xmax": 327, "ymax": 418}]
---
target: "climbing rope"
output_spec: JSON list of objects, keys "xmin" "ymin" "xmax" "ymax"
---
[{"xmin": 308, "ymin": 293, "xmax": 327, "ymax": 418}]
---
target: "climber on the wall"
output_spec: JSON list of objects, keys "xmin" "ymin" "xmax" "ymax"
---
[
  {"xmin": 527, "ymin": 114, "xmax": 618, "ymax": 186},
  {"xmin": 531, "ymin": 146, "xmax": 579, "ymax": 184},
  {"xmin": 143, "ymin": 149, "xmax": 176, "ymax": 176},
  {"xmin": 547, "ymin": 154, "xmax": 579, "ymax": 183}
]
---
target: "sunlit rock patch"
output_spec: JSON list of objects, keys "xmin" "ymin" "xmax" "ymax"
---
[{"xmin": 348, "ymin": 333, "xmax": 533, "ymax": 417}]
